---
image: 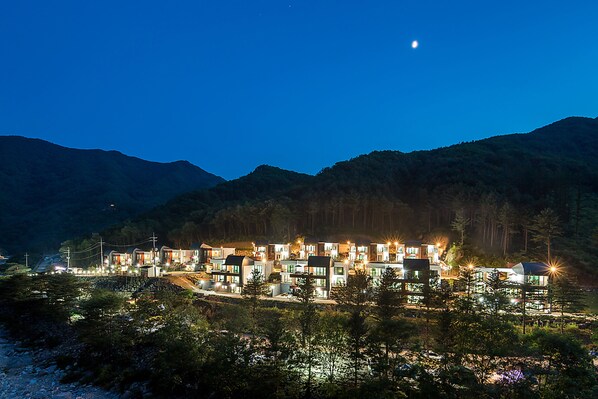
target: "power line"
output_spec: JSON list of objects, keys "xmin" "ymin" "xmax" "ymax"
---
[
  {"xmin": 103, "ymin": 238, "xmax": 153, "ymax": 248},
  {"xmin": 60, "ymin": 242, "xmax": 101, "ymax": 254},
  {"xmin": 69, "ymin": 251, "xmax": 103, "ymax": 261}
]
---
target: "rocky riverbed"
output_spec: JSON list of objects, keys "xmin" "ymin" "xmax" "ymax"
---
[{"xmin": 0, "ymin": 328, "xmax": 118, "ymax": 399}]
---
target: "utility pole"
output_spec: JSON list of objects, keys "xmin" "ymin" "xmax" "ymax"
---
[
  {"xmin": 151, "ymin": 233, "xmax": 157, "ymax": 266},
  {"xmin": 25, "ymin": 253, "xmax": 29, "ymax": 269},
  {"xmin": 67, "ymin": 247, "xmax": 71, "ymax": 272},
  {"xmin": 99, "ymin": 237, "xmax": 104, "ymax": 270}
]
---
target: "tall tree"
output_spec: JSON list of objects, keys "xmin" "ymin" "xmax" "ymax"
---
[
  {"xmin": 530, "ymin": 208, "xmax": 562, "ymax": 261},
  {"xmin": 242, "ymin": 268, "xmax": 268, "ymax": 330},
  {"xmin": 369, "ymin": 268, "xmax": 412, "ymax": 380},
  {"xmin": 451, "ymin": 209, "xmax": 470, "ymax": 246},
  {"xmin": 550, "ymin": 275, "xmax": 586, "ymax": 334},
  {"xmin": 333, "ymin": 269, "xmax": 373, "ymax": 388},
  {"xmin": 296, "ymin": 275, "xmax": 318, "ymax": 398}
]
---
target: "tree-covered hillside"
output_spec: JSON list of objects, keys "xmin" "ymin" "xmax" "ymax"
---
[
  {"xmin": 0, "ymin": 136, "xmax": 224, "ymax": 254},
  {"xmin": 97, "ymin": 117, "xmax": 598, "ymax": 280}
]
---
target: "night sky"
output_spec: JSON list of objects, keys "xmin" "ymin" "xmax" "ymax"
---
[{"xmin": 1, "ymin": 1, "xmax": 597, "ymax": 180}]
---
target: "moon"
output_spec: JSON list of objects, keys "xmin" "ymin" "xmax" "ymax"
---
[{"xmin": 411, "ymin": 40, "xmax": 419, "ymax": 49}]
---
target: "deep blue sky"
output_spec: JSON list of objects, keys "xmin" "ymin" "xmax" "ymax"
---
[{"xmin": 1, "ymin": 1, "xmax": 597, "ymax": 179}]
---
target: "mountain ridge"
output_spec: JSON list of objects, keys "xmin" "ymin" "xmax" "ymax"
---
[{"xmin": 0, "ymin": 136, "xmax": 225, "ymax": 254}]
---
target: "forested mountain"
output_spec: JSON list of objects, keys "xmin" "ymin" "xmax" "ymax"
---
[
  {"xmin": 101, "ymin": 117, "xmax": 598, "ymax": 280},
  {"xmin": 0, "ymin": 136, "xmax": 224, "ymax": 254}
]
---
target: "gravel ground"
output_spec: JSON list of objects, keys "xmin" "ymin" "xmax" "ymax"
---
[{"xmin": 0, "ymin": 328, "xmax": 119, "ymax": 399}]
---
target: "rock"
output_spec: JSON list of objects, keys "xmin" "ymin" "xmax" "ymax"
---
[
  {"xmin": 121, "ymin": 390, "xmax": 134, "ymax": 399},
  {"xmin": 45, "ymin": 364, "xmax": 57, "ymax": 374}
]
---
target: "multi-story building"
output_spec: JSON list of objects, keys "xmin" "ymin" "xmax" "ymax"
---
[
  {"xmin": 106, "ymin": 248, "xmax": 136, "ymax": 267},
  {"xmin": 134, "ymin": 248, "xmax": 155, "ymax": 266},
  {"xmin": 159, "ymin": 246, "xmax": 188, "ymax": 266},
  {"xmin": 470, "ymin": 262, "xmax": 552, "ymax": 312},
  {"xmin": 401, "ymin": 258, "xmax": 439, "ymax": 303},
  {"xmin": 317, "ymin": 242, "xmax": 340, "ymax": 258},
  {"xmin": 404, "ymin": 240, "xmax": 440, "ymax": 264},
  {"xmin": 366, "ymin": 260, "xmax": 403, "ymax": 283},
  {"xmin": 209, "ymin": 255, "xmax": 272, "ymax": 294},
  {"xmin": 369, "ymin": 242, "xmax": 390, "ymax": 262},
  {"xmin": 299, "ymin": 240, "xmax": 318, "ymax": 259},
  {"xmin": 280, "ymin": 259, "xmax": 308, "ymax": 285},
  {"xmin": 289, "ymin": 255, "xmax": 334, "ymax": 298},
  {"xmin": 267, "ymin": 243, "xmax": 291, "ymax": 261},
  {"xmin": 253, "ymin": 241, "xmax": 268, "ymax": 261}
]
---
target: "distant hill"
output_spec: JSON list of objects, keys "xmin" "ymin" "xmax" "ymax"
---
[
  {"xmin": 0, "ymin": 136, "xmax": 224, "ymax": 254},
  {"xmin": 101, "ymin": 117, "xmax": 598, "ymax": 280}
]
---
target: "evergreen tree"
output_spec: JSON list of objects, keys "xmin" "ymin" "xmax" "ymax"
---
[
  {"xmin": 296, "ymin": 275, "xmax": 319, "ymax": 398},
  {"xmin": 333, "ymin": 269, "xmax": 373, "ymax": 388},
  {"xmin": 368, "ymin": 268, "xmax": 412, "ymax": 380},
  {"xmin": 550, "ymin": 275, "xmax": 586, "ymax": 334},
  {"xmin": 451, "ymin": 209, "xmax": 470, "ymax": 246},
  {"xmin": 530, "ymin": 208, "xmax": 562, "ymax": 262},
  {"xmin": 242, "ymin": 268, "xmax": 269, "ymax": 330}
]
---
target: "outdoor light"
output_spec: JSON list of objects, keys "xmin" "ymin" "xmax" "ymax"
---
[
  {"xmin": 468, "ymin": 264, "xmax": 474, "ymax": 269},
  {"xmin": 550, "ymin": 266, "xmax": 557, "ymax": 273}
]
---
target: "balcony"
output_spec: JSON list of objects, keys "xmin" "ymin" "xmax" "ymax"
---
[{"xmin": 210, "ymin": 270, "xmax": 240, "ymax": 276}]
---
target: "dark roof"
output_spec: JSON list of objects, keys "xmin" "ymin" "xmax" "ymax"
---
[
  {"xmin": 126, "ymin": 247, "xmax": 137, "ymax": 254},
  {"xmin": 405, "ymin": 240, "xmax": 423, "ymax": 247},
  {"xmin": 254, "ymin": 240, "xmax": 269, "ymax": 246},
  {"xmin": 354, "ymin": 240, "xmax": 370, "ymax": 246},
  {"xmin": 512, "ymin": 262, "xmax": 550, "ymax": 276},
  {"xmin": 307, "ymin": 256, "xmax": 332, "ymax": 268},
  {"xmin": 224, "ymin": 255, "xmax": 253, "ymax": 267},
  {"xmin": 403, "ymin": 258, "xmax": 430, "ymax": 271}
]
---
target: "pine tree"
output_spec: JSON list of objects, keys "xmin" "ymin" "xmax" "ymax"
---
[
  {"xmin": 368, "ymin": 268, "xmax": 411, "ymax": 380},
  {"xmin": 451, "ymin": 209, "xmax": 470, "ymax": 246},
  {"xmin": 296, "ymin": 275, "xmax": 318, "ymax": 397},
  {"xmin": 242, "ymin": 268, "xmax": 268, "ymax": 329},
  {"xmin": 333, "ymin": 269, "xmax": 373, "ymax": 387},
  {"xmin": 530, "ymin": 208, "xmax": 562, "ymax": 262},
  {"xmin": 550, "ymin": 275, "xmax": 586, "ymax": 334}
]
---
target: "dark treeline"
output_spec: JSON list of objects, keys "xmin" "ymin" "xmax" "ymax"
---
[
  {"xmin": 0, "ymin": 271, "xmax": 596, "ymax": 398},
  {"xmin": 97, "ymin": 117, "xmax": 598, "ymax": 278}
]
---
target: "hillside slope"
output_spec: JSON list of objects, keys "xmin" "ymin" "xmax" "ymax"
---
[
  {"xmin": 0, "ymin": 136, "xmax": 224, "ymax": 253},
  {"xmin": 101, "ymin": 117, "xmax": 598, "ymax": 279}
]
